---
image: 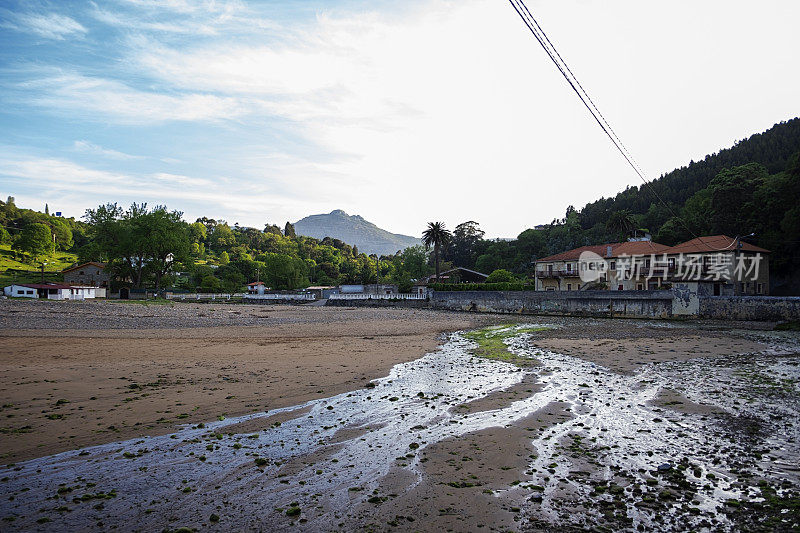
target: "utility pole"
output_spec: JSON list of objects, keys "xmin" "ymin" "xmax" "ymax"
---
[{"xmin": 40, "ymin": 261, "xmax": 47, "ymax": 283}]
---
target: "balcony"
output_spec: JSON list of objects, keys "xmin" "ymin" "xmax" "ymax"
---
[{"xmin": 537, "ymin": 270, "xmax": 580, "ymax": 279}]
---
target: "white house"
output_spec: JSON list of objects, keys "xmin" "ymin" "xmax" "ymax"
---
[{"xmin": 3, "ymin": 283, "xmax": 98, "ymax": 300}]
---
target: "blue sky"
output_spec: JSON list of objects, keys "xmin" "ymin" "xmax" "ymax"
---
[{"xmin": 1, "ymin": 0, "xmax": 799, "ymax": 237}]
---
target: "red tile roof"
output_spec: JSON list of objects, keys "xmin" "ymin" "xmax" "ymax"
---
[
  {"xmin": 16, "ymin": 283, "xmax": 74, "ymax": 290},
  {"xmin": 664, "ymin": 235, "xmax": 770, "ymax": 254},
  {"xmin": 536, "ymin": 241, "xmax": 670, "ymax": 262}
]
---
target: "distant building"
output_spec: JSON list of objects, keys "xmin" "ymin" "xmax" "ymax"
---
[
  {"xmin": 247, "ymin": 282, "xmax": 268, "ymax": 295},
  {"xmin": 340, "ymin": 284, "xmax": 398, "ymax": 295},
  {"xmin": 420, "ymin": 267, "xmax": 489, "ymax": 285},
  {"xmin": 62, "ymin": 262, "xmax": 109, "ymax": 288},
  {"xmin": 665, "ymin": 235, "xmax": 769, "ymax": 296},
  {"xmin": 303, "ymin": 286, "xmax": 339, "ymax": 299},
  {"xmin": 3, "ymin": 283, "xmax": 98, "ymax": 300},
  {"xmin": 534, "ymin": 235, "xmax": 769, "ymax": 294},
  {"xmin": 535, "ymin": 240, "xmax": 669, "ymax": 291}
]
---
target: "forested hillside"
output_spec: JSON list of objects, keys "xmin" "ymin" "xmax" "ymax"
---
[
  {"xmin": 2, "ymin": 119, "xmax": 798, "ymax": 294},
  {"xmin": 438, "ymin": 119, "xmax": 800, "ymax": 294},
  {"xmin": 0, "ymin": 199, "xmax": 433, "ymax": 293}
]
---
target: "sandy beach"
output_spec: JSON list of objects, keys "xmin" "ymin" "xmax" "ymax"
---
[
  {"xmin": 1, "ymin": 299, "xmax": 798, "ymax": 532},
  {"xmin": 0, "ymin": 300, "xmax": 504, "ymax": 462}
]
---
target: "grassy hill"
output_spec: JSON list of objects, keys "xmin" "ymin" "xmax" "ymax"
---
[{"xmin": 0, "ymin": 245, "xmax": 78, "ymax": 286}]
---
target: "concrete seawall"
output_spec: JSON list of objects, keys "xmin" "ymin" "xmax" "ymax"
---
[
  {"xmin": 428, "ymin": 290, "xmax": 675, "ymax": 318},
  {"xmin": 699, "ymin": 296, "xmax": 800, "ymax": 321},
  {"xmin": 323, "ymin": 290, "xmax": 800, "ymax": 322}
]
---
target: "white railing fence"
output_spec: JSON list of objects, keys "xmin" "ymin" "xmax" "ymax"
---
[
  {"xmin": 167, "ymin": 293, "xmax": 246, "ymax": 300},
  {"xmin": 328, "ymin": 293, "xmax": 426, "ymax": 300},
  {"xmin": 244, "ymin": 293, "xmax": 316, "ymax": 301}
]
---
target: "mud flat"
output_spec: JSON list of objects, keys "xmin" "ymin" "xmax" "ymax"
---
[
  {"xmin": 1, "ymin": 301, "xmax": 798, "ymax": 531},
  {"xmin": 0, "ymin": 300, "xmax": 510, "ymax": 462}
]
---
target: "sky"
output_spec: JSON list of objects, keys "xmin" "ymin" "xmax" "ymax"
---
[{"xmin": 1, "ymin": 0, "xmax": 798, "ymax": 238}]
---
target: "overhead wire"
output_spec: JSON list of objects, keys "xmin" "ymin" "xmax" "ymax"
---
[{"xmin": 507, "ymin": 0, "xmax": 739, "ymax": 252}]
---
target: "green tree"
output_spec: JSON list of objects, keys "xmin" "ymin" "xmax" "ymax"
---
[
  {"xmin": 188, "ymin": 222, "xmax": 207, "ymax": 243},
  {"xmin": 707, "ymin": 163, "xmax": 767, "ymax": 236},
  {"xmin": 50, "ymin": 219, "xmax": 73, "ymax": 250},
  {"xmin": 450, "ymin": 221, "xmax": 485, "ymax": 268},
  {"xmin": 606, "ymin": 210, "xmax": 636, "ymax": 240},
  {"xmin": 261, "ymin": 253, "xmax": 306, "ymax": 289},
  {"xmin": 422, "ymin": 222, "xmax": 452, "ymax": 282},
  {"xmin": 13, "ymin": 222, "xmax": 54, "ymax": 260},
  {"xmin": 200, "ymin": 274, "xmax": 222, "ymax": 292},
  {"xmin": 146, "ymin": 207, "xmax": 191, "ymax": 291},
  {"xmin": 486, "ymin": 269, "xmax": 514, "ymax": 283},
  {"xmin": 284, "ymin": 222, "xmax": 296, "ymax": 238},
  {"xmin": 219, "ymin": 251, "xmax": 230, "ymax": 265},
  {"xmin": 209, "ymin": 224, "xmax": 236, "ymax": 251},
  {"xmin": 264, "ymin": 223, "xmax": 282, "ymax": 235},
  {"xmin": 0, "ymin": 226, "xmax": 10, "ymax": 244}
]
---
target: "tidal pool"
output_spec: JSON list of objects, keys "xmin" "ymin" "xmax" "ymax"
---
[{"xmin": 1, "ymin": 324, "xmax": 798, "ymax": 531}]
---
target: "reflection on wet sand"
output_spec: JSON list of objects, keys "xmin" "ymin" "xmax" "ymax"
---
[{"xmin": 1, "ymin": 324, "xmax": 798, "ymax": 531}]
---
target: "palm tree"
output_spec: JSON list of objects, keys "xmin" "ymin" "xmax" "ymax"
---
[
  {"xmin": 422, "ymin": 222, "xmax": 452, "ymax": 282},
  {"xmin": 606, "ymin": 210, "xmax": 636, "ymax": 240}
]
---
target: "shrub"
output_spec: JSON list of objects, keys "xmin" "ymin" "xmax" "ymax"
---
[{"xmin": 485, "ymin": 269, "xmax": 515, "ymax": 283}]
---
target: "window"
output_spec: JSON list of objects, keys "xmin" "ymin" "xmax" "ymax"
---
[
  {"xmin": 637, "ymin": 284, "xmax": 643, "ymax": 291},
  {"xmin": 27, "ymin": 290, "xmax": 33, "ymax": 295},
  {"xmin": 546, "ymin": 287, "xmax": 555, "ymax": 291},
  {"xmin": 617, "ymin": 285, "xmax": 623, "ymax": 291},
  {"xmin": 713, "ymin": 283, "xmax": 721, "ymax": 296},
  {"xmin": 567, "ymin": 283, "xmax": 572, "ymax": 290},
  {"xmin": 16, "ymin": 290, "xmax": 24, "ymax": 295},
  {"xmin": 609, "ymin": 261, "xmax": 616, "ymax": 271},
  {"xmin": 566, "ymin": 263, "xmax": 573, "ymax": 272}
]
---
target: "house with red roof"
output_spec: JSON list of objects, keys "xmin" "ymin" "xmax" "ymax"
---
[
  {"xmin": 534, "ymin": 235, "xmax": 770, "ymax": 294},
  {"xmin": 535, "ymin": 240, "xmax": 670, "ymax": 291}
]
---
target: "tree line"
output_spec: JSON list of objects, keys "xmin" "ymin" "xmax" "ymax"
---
[{"xmin": 2, "ymin": 119, "xmax": 798, "ymax": 293}]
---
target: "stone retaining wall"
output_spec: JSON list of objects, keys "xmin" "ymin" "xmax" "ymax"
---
[
  {"xmin": 322, "ymin": 291, "xmax": 800, "ymax": 322},
  {"xmin": 699, "ymin": 296, "xmax": 800, "ymax": 321},
  {"xmin": 429, "ymin": 290, "xmax": 674, "ymax": 319}
]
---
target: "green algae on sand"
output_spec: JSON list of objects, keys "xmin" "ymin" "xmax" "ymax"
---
[{"xmin": 462, "ymin": 325, "xmax": 551, "ymax": 365}]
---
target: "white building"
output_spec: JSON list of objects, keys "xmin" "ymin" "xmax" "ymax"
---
[{"xmin": 3, "ymin": 283, "xmax": 98, "ymax": 300}]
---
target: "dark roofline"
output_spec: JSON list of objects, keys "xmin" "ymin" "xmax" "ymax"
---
[{"xmin": 62, "ymin": 261, "xmax": 106, "ymax": 274}]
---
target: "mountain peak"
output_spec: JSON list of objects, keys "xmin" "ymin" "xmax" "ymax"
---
[{"xmin": 294, "ymin": 211, "xmax": 420, "ymax": 256}]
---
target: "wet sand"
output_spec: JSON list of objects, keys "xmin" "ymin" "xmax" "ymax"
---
[
  {"xmin": 0, "ymin": 300, "xmax": 505, "ymax": 462},
  {"xmin": 1, "ymin": 300, "xmax": 797, "ymax": 532}
]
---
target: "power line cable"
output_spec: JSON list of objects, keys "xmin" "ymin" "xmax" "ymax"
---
[{"xmin": 508, "ymin": 0, "xmax": 737, "ymax": 252}]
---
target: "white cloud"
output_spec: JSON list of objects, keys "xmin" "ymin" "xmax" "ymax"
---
[
  {"xmin": 0, "ymin": 153, "xmax": 330, "ymax": 225},
  {"xmin": 4, "ymin": 0, "xmax": 800, "ymax": 237},
  {"xmin": 21, "ymin": 72, "xmax": 246, "ymax": 124},
  {"xmin": 122, "ymin": 0, "xmax": 800, "ymax": 236},
  {"xmin": 73, "ymin": 140, "xmax": 143, "ymax": 160},
  {"xmin": 2, "ymin": 12, "xmax": 87, "ymax": 40}
]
